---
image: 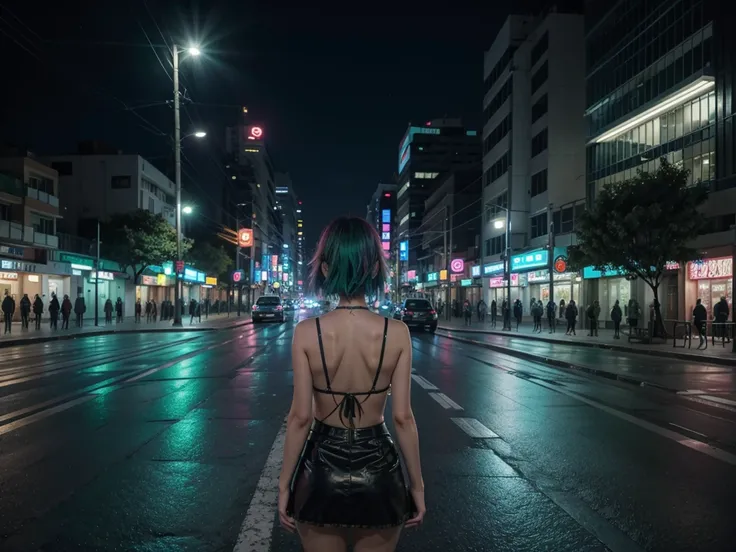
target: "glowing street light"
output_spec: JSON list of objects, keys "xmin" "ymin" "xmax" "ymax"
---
[
  {"xmin": 182, "ymin": 206, "xmax": 193, "ymax": 215},
  {"xmin": 494, "ymin": 219, "xmax": 505, "ymax": 229},
  {"xmin": 187, "ymin": 46, "xmax": 201, "ymax": 57},
  {"xmin": 193, "ymin": 131, "xmax": 206, "ymax": 138}
]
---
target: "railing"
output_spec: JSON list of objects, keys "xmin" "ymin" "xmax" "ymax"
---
[
  {"xmin": 710, "ymin": 322, "xmax": 735, "ymax": 348},
  {"xmin": 26, "ymin": 186, "xmax": 60, "ymax": 208},
  {"xmin": 0, "ymin": 220, "xmax": 36, "ymax": 244},
  {"xmin": 670, "ymin": 320, "xmax": 692, "ymax": 349},
  {"xmin": 33, "ymin": 231, "xmax": 59, "ymax": 249}
]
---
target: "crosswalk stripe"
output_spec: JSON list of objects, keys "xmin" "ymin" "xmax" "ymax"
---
[{"xmin": 429, "ymin": 392, "xmax": 464, "ymax": 410}]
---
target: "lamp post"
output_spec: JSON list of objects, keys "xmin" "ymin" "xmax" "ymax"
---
[
  {"xmin": 492, "ymin": 206, "xmax": 527, "ymax": 331},
  {"xmin": 172, "ymin": 44, "xmax": 202, "ymax": 327}
]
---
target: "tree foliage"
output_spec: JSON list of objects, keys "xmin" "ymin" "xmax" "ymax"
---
[
  {"xmin": 568, "ymin": 158, "xmax": 708, "ymax": 330},
  {"xmin": 186, "ymin": 241, "xmax": 233, "ymax": 282},
  {"xmin": 101, "ymin": 210, "xmax": 190, "ymax": 283}
]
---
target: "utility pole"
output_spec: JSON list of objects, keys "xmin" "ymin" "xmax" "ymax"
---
[
  {"xmin": 172, "ymin": 45, "xmax": 183, "ymax": 327},
  {"xmin": 236, "ymin": 209, "xmax": 241, "ymax": 317},
  {"xmin": 443, "ymin": 205, "xmax": 449, "ymax": 321},
  {"xmin": 94, "ymin": 219, "xmax": 100, "ymax": 326},
  {"xmin": 548, "ymin": 203, "xmax": 555, "ymax": 306},
  {"xmin": 504, "ymin": 210, "xmax": 511, "ymax": 330}
]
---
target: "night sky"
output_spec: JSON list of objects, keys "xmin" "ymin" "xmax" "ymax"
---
[{"xmin": 1, "ymin": 1, "xmax": 548, "ymax": 253}]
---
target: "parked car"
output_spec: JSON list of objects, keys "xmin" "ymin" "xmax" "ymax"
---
[
  {"xmin": 252, "ymin": 295, "xmax": 284, "ymax": 323},
  {"xmin": 393, "ymin": 298, "xmax": 438, "ymax": 333}
]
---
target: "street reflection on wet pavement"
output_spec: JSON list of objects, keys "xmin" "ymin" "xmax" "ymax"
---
[{"xmin": 0, "ymin": 321, "xmax": 734, "ymax": 551}]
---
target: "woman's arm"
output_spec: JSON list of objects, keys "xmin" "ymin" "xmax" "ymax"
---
[
  {"xmin": 390, "ymin": 322, "xmax": 423, "ymax": 491},
  {"xmin": 279, "ymin": 322, "xmax": 314, "ymax": 492}
]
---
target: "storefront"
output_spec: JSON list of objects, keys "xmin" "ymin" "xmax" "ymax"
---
[
  {"xmin": 138, "ymin": 274, "xmax": 173, "ymax": 305},
  {"xmin": 459, "ymin": 278, "xmax": 482, "ymax": 304},
  {"xmin": 505, "ymin": 247, "xmax": 569, "ymax": 313},
  {"xmin": 527, "ymin": 270, "xmax": 581, "ymax": 306},
  {"xmin": 487, "ymin": 273, "xmax": 522, "ymax": 305},
  {"xmin": 685, "ymin": 257, "xmax": 732, "ymax": 318},
  {"xmin": 0, "ymin": 258, "xmax": 74, "ymax": 318},
  {"xmin": 179, "ymin": 266, "xmax": 206, "ymax": 304}
]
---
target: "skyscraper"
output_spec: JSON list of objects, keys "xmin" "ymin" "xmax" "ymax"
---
[{"xmin": 396, "ymin": 119, "xmax": 481, "ymax": 281}]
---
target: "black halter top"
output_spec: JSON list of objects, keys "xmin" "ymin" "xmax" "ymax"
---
[{"xmin": 312, "ymin": 317, "xmax": 390, "ymax": 431}]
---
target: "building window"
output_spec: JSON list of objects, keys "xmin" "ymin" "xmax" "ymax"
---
[
  {"xmin": 31, "ymin": 213, "xmax": 54, "ymax": 235},
  {"xmin": 531, "ymin": 95, "xmax": 548, "ymax": 124},
  {"xmin": 51, "ymin": 161, "xmax": 72, "ymax": 176},
  {"xmin": 0, "ymin": 203, "xmax": 11, "ymax": 221},
  {"xmin": 400, "ymin": 213, "xmax": 409, "ymax": 225},
  {"xmin": 28, "ymin": 175, "xmax": 54, "ymax": 194},
  {"xmin": 483, "ymin": 45, "xmax": 516, "ymax": 96},
  {"xmin": 483, "ymin": 78, "xmax": 513, "ymax": 125},
  {"xmin": 531, "ymin": 129, "xmax": 548, "ymax": 157},
  {"xmin": 483, "ymin": 152, "xmax": 510, "ymax": 187},
  {"xmin": 531, "ymin": 169, "xmax": 548, "ymax": 197},
  {"xmin": 397, "ymin": 181, "xmax": 410, "ymax": 198},
  {"xmin": 483, "ymin": 114, "xmax": 512, "ymax": 155},
  {"xmin": 530, "ymin": 31, "xmax": 548, "ymax": 67},
  {"xmin": 414, "ymin": 172, "xmax": 439, "ymax": 179},
  {"xmin": 490, "ymin": 234, "xmax": 506, "ymax": 255},
  {"xmin": 530, "ymin": 212, "xmax": 548, "ymax": 239},
  {"xmin": 111, "ymin": 175, "xmax": 132, "ymax": 189},
  {"xmin": 531, "ymin": 61, "xmax": 548, "ymax": 95},
  {"xmin": 485, "ymin": 192, "xmax": 508, "ymax": 221}
]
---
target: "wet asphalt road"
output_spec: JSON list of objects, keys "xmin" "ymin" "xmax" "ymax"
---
[{"xmin": 0, "ymin": 320, "xmax": 735, "ymax": 551}]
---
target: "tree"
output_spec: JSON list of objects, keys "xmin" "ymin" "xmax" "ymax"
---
[
  {"xmin": 186, "ymin": 241, "xmax": 233, "ymax": 281},
  {"xmin": 101, "ymin": 210, "xmax": 191, "ymax": 283},
  {"xmin": 568, "ymin": 158, "xmax": 708, "ymax": 336}
]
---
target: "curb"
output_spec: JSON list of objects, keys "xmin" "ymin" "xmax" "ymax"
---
[
  {"xmin": 0, "ymin": 319, "xmax": 253, "ymax": 349},
  {"xmin": 436, "ymin": 331, "xmax": 683, "ymax": 393},
  {"xmin": 437, "ymin": 325, "xmax": 736, "ymax": 367}
]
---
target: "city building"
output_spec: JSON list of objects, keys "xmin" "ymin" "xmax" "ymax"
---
[
  {"xmin": 275, "ymin": 173, "xmax": 299, "ymax": 295},
  {"xmin": 225, "ymin": 121, "xmax": 283, "ymax": 295},
  {"xmin": 44, "ymin": 143, "xmax": 177, "ymax": 233},
  {"xmin": 415, "ymin": 168, "xmax": 482, "ymax": 307},
  {"xmin": 396, "ymin": 118, "xmax": 481, "ymax": 282},
  {"xmin": 480, "ymin": 11, "xmax": 586, "ymax": 310},
  {"xmin": 295, "ymin": 200, "xmax": 305, "ymax": 293},
  {"xmin": 366, "ymin": 183, "xmax": 397, "ymax": 299},
  {"xmin": 0, "ymin": 152, "xmax": 66, "ymax": 309},
  {"xmin": 584, "ymin": 0, "xmax": 733, "ymax": 322}
]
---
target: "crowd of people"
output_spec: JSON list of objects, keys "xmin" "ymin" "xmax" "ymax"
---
[{"xmin": 0, "ymin": 292, "xmax": 220, "ymax": 334}]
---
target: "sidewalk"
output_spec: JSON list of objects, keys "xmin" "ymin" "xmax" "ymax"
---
[
  {"xmin": 0, "ymin": 312, "xmax": 252, "ymax": 348},
  {"xmin": 436, "ymin": 318, "xmax": 736, "ymax": 394},
  {"xmin": 438, "ymin": 317, "xmax": 735, "ymax": 365}
]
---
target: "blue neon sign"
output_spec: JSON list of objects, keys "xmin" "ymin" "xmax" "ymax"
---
[
  {"xmin": 483, "ymin": 262, "xmax": 504, "ymax": 276},
  {"xmin": 511, "ymin": 249, "xmax": 548, "ymax": 272},
  {"xmin": 399, "ymin": 240, "xmax": 408, "ymax": 261},
  {"xmin": 381, "ymin": 209, "xmax": 391, "ymax": 223},
  {"xmin": 471, "ymin": 265, "xmax": 481, "ymax": 277}
]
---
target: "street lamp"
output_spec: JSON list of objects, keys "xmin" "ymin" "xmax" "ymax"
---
[
  {"xmin": 172, "ymin": 43, "xmax": 202, "ymax": 327},
  {"xmin": 193, "ymin": 131, "xmax": 207, "ymax": 138},
  {"xmin": 182, "ymin": 205, "xmax": 193, "ymax": 215},
  {"xmin": 491, "ymin": 205, "xmax": 515, "ymax": 331}
]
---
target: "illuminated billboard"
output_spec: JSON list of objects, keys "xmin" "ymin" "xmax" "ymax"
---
[
  {"xmin": 381, "ymin": 209, "xmax": 391, "ymax": 252},
  {"xmin": 246, "ymin": 125, "xmax": 264, "ymax": 141},
  {"xmin": 399, "ymin": 240, "xmax": 408, "ymax": 261}
]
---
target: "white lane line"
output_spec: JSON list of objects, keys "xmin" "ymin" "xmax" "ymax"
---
[
  {"xmin": 411, "ymin": 374, "xmax": 438, "ymax": 390},
  {"xmin": 676, "ymin": 389, "xmax": 706, "ymax": 395},
  {"xmin": 451, "ymin": 417, "xmax": 498, "ymax": 438},
  {"xmin": 700, "ymin": 394, "xmax": 736, "ymax": 407},
  {"xmin": 669, "ymin": 423, "xmax": 707, "ymax": 438},
  {"xmin": 531, "ymin": 379, "xmax": 736, "ymax": 466},
  {"xmin": 233, "ymin": 421, "xmax": 286, "ymax": 552},
  {"xmin": 0, "ymin": 395, "xmax": 96, "ymax": 436},
  {"xmin": 429, "ymin": 392, "xmax": 464, "ymax": 410}
]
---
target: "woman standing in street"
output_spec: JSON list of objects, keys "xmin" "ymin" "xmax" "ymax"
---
[{"xmin": 279, "ymin": 216, "xmax": 425, "ymax": 552}]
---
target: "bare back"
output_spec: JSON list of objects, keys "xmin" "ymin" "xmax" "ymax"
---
[{"xmin": 301, "ymin": 310, "xmax": 405, "ymax": 428}]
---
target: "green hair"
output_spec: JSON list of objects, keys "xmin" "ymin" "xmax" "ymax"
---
[{"xmin": 309, "ymin": 217, "xmax": 388, "ymax": 299}]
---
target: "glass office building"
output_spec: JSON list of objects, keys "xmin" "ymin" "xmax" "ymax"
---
[{"xmin": 584, "ymin": 0, "xmax": 736, "ymax": 322}]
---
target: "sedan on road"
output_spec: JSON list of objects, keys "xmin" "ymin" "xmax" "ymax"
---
[
  {"xmin": 393, "ymin": 298, "xmax": 438, "ymax": 333},
  {"xmin": 251, "ymin": 295, "xmax": 284, "ymax": 323}
]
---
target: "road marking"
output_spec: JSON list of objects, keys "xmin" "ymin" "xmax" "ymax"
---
[
  {"xmin": 700, "ymin": 394, "xmax": 736, "ymax": 407},
  {"xmin": 411, "ymin": 374, "xmax": 438, "ymax": 390},
  {"xmin": 233, "ymin": 421, "xmax": 286, "ymax": 552},
  {"xmin": 0, "ymin": 343, "xmax": 209, "ymax": 429},
  {"xmin": 451, "ymin": 417, "xmax": 498, "ymax": 438},
  {"xmin": 530, "ymin": 379, "xmax": 736, "ymax": 466},
  {"xmin": 429, "ymin": 392, "xmax": 463, "ymax": 410},
  {"xmin": 676, "ymin": 389, "xmax": 706, "ymax": 395},
  {"xmin": 669, "ymin": 423, "xmax": 707, "ymax": 438},
  {"xmin": 0, "ymin": 395, "xmax": 96, "ymax": 436}
]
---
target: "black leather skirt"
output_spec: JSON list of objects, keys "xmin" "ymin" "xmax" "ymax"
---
[{"xmin": 287, "ymin": 420, "xmax": 413, "ymax": 528}]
